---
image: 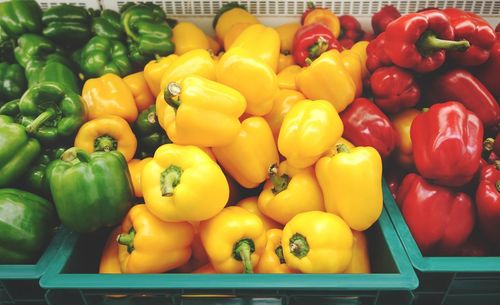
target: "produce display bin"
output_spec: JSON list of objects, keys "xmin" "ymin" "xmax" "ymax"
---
[{"xmin": 383, "ymin": 181, "xmax": 500, "ymax": 305}]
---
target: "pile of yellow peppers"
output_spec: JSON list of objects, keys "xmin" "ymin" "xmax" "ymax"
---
[{"xmin": 91, "ymin": 5, "xmax": 382, "ymax": 275}]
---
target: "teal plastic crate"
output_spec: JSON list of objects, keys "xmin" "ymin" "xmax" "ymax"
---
[
  {"xmin": 40, "ymin": 208, "xmax": 418, "ymax": 305},
  {"xmin": 383, "ymin": 180, "xmax": 500, "ymax": 305},
  {"xmin": 0, "ymin": 227, "xmax": 70, "ymax": 305}
]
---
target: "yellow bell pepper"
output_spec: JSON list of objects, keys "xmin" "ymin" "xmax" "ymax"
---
[
  {"xmin": 223, "ymin": 22, "xmax": 252, "ymax": 51},
  {"xmin": 143, "ymin": 55, "xmax": 179, "ymax": 96},
  {"xmin": 142, "ymin": 144, "xmax": 229, "ymax": 222},
  {"xmin": 123, "ymin": 72, "xmax": 155, "ymax": 112},
  {"xmin": 177, "ymin": 228, "xmax": 210, "ymax": 273},
  {"xmin": 193, "ymin": 264, "xmax": 217, "ymax": 274},
  {"xmin": 392, "ymin": 109, "xmax": 420, "ymax": 168},
  {"xmin": 275, "ymin": 23, "xmax": 301, "ymax": 55},
  {"xmin": 278, "ymin": 54, "xmax": 295, "ymax": 72},
  {"xmin": 303, "ymin": 8, "xmax": 340, "ymax": 38},
  {"xmin": 236, "ymin": 197, "xmax": 281, "ymax": 231},
  {"xmin": 200, "ymin": 206, "xmax": 267, "ymax": 273},
  {"xmin": 212, "ymin": 117, "xmax": 279, "ymax": 188},
  {"xmin": 296, "ymin": 50, "xmax": 356, "ymax": 112},
  {"xmin": 99, "ymin": 226, "xmax": 122, "ymax": 274},
  {"xmin": 278, "ymin": 99, "xmax": 343, "ymax": 169},
  {"xmin": 350, "ymin": 41, "xmax": 369, "ymax": 79},
  {"xmin": 158, "ymin": 75, "xmax": 246, "ymax": 147},
  {"xmin": 216, "ymin": 47, "xmax": 278, "ymax": 116},
  {"xmin": 207, "ymin": 36, "xmax": 221, "ymax": 54},
  {"xmin": 172, "ymin": 22, "xmax": 210, "ymax": 55},
  {"xmin": 340, "ymin": 50, "xmax": 363, "ymax": 97},
  {"xmin": 258, "ymin": 161, "xmax": 324, "ymax": 225},
  {"xmin": 322, "ymin": 137, "xmax": 354, "ymax": 157},
  {"xmin": 277, "ymin": 65, "xmax": 302, "ymax": 90},
  {"xmin": 256, "ymin": 229, "xmax": 295, "ymax": 274},
  {"xmin": 74, "ymin": 115, "xmax": 137, "ymax": 161},
  {"xmin": 159, "ymin": 49, "xmax": 216, "ymax": 91},
  {"xmin": 215, "ymin": 7, "xmax": 259, "ymax": 42},
  {"xmin": 344, "ymin": 230, "xmax": 371, "ymax": 274},
  {"xmin": 117, "ymin": 204, "xmax": 194, "ymax": 273},
  {"xmin": 128, "ymin": 158, "xmax": 152, "ymax": 197},
  {"xmin": 315, "ymin": 144, "xmax": 383, "ymax": 231},
  {"xmin": 264, "ymin": 89, "xmax": 305, "ymax": 142},
  {"xmin": 82, "ymin": 73, "xmax": 138, "ymax": 123},
  {"xmin": 230, "ymin": 24, "xmax": 280, "ymax": 72}
]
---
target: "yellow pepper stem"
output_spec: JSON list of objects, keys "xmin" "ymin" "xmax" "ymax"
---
[
  {"xmin": 233, "ymin": 238, "xmax": 255, "ymax": 274},
  {"xmin": 94, "ymin": 135, "xmax": 118, "ymax": 152},
  {"xmin": 160, "ymin": 164, "xmax": 183, "ymax": 196},
  {"xmin": 269, "ymin": 164, "xmax": 290, "ymax": 194},
  {"xmin": 26, "ymin": 108, "xmax": 56, "ymax": 134},
  {"xmin": 274, "ymin": 245, "xmax": 286, "ymax": 264},
  {"xmin": 164, "ymin": 82, "xmax": 182, "ymax": 109},
  {"xmin": 289, "ymin": 233, "xmax": 309, "ymax": 259},
  {"xmin": 336, "ymin": 143, "xmax": 350, "ymax": 154},
  {"xmin": 117, "ymin": 227, "xmax": 136, "ymax": 254}
]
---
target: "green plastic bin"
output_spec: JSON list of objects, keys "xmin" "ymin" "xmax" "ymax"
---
[
  {"xmin": 40, "ymin": 208, "xmax": 418, "ymax": 305},
  {"xmin": 383, "ymin": 181, "xmax": 500, "ymax": 305},
  {"xmin": 0, "ymin": 227, "xmax": 70, "ymax": 305}
]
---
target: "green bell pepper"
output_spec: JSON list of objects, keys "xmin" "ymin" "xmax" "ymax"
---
[
  {"xmin": 14, "ymin": 33, "xmax": 69, "ymax": 68},
  {"xmin": 92, "ymin": 9, "xmax": 124, "ymax": 41},
  {"xmin": 18, "ymin": 82, "xmax": 86, "ymax": 144},
  {"xmin": 25, "ymin": 58, "xmax": 80, "ymax": 93},
  {"xmin": 42, "ymin": 4, "xmax": 91, "ymax": 49},
  {"xmin": 47, "ymin": 147, "xmax": 134, "ymax": 233},
  {"xmin": 0, "ymin": 0, "xmax": 42, "ymax": 39},
  {"xmin": 0, "ymin": 62, "xmax": 26, "ymax": 103},
  {"xmin": 0, "ymin": 38, "xmax": 16, "ymax": 63},
  {"xmin": 80, "ymin": 36, "xmax": 131, "ymax": 78},
  {"xmin": 0, "ymin": 98, "xmax": 19, "ymax": 116},
  {"xmin": 134, "ymin": 105, "xmax": 170, "ymax": 158},
  {"xmin": 0, "ymin": 188, "xmax": 56, "ymax": 263},
  {"xmin": 0, "ymin": 115, "xmax": 41, "ymax": 188}
]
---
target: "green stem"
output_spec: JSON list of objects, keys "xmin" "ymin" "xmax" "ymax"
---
[
  {"xmin": 307, "ymin": 2, "xmax": 316, "ymax": 9},
  {"xmin": 233, "ymin": 239, "xmax": 255, "ymax": 274},
  {"xmin": 268, "ymin": 164, "xmax": 290, "ymax": 194},
  {"xmin": 160, "ymin": 165, "xmax": 183, "ymax": 196},
  {"xmin": 275, "ymin": 245, "xmax": 286, "ymax": 264},
  {"xmin": 61, "ymin": 148, "xmax": 92, "ymax": 163},
  {"xmin": 163, "ymin": 82, "xmax": 182, "ymax": 109},
  {"xmin": 147, "ymin": 111, "xmax": 157, "ymax": 124},
  {"xmin": 336, "ymin": 143, "xmax": 350, "ymax": 154},
  {"xmin": 417, "ymin": 31, "xmax": 470, "ymax": 56},
  {"xmin": 289, "ymin": 233, "xmax": 310, "ymax": 259},
  {"xmin": 94, "ymin": 135, "xmax": 118, "ymax": 152},
  {"xmin": 26, "ymin": 108, "xmax": 56, "ymax": 134},
  {"xmin": 308, "ymin": 36, "xmax": 329, "ymax": 60},
  {"xmin": 496, "ymin": 181, "xmax": 500, "ymax": 193},
  {"xmin": 117, "ymin": 227, "xmax": 136, "ymax": 254}
]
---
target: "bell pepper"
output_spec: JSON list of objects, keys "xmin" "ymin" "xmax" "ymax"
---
[
  {"xmin": 292, "ymin": 23, "xmax": 343, "ymax": 67},
  {"xmin": 74, "ymin": 115, "xmax": 137, "ymax": 162},
  {"xmin": 18, "ymin": 82, "xmax": 86, "ymax": 144},
  {"xmin": 0, "ymin": 62, "xmax": 26, "ymax": 103},
  {"xmin": 127, "ymin": 158, "xmax": 151, "ymax": 198},
  {"xmin": 422, "ymin": 69, "xmax": 500, "ymax": 128},
  {"xmin": 302, "ymin": 5, "xmax": 340, "ymax": 38},
  {"xmin": 216, "ymin": 47, "xmax": 277, "ymax": 116},
  {"xmin": 159, "ymin": 75, "xmax": 245, "ymax": 147},
  {"xmin": 0, "ymin": 0, "xmax": 42, "ymax": 39},
  {"xmin": 396, "ymin": 173, "xmax": 475, "ymax": 255},
  {"xmin": 340, "ymin": 98, "xmax": 399, "ymax": 159},
  {"xmin": 23, "ymin": 145, "xmax": 66, "ymax": 197},
  {"xmin": 82, "ymin": 73, "xmax": 138, "ymax": 123},
  {"xmin": 350, "ymin": 41, "xmax": 369, "ymax": 79},
  {"xmin": 340, "ymin": 49, "xmax": 363, "ymax": 97},
  {"xmin": 117, "ymin": 204, "xmax": 194, "ymax": 273},
  {"xmin": 370, "ymin": 66, "xmax": 420, "ymax": 113},
  {"xmin": 14, "ymin": 33, "xmax": 63, "ymax": 68},
  {"xmin": 99, "ymin": 226, "xmax": 122, "ymax": 274},
  {"xmin": 258, "ymin": 161, "xmax": 324, "ymax": 225},
  {"xmin": 0, "ymin": 98, "xmax": 18, "ymax": 116},
  {"xmin": 282, "ymin": 211, "xmax": 353, "ymax": 273},
  {"xmin": 123, "ymin": 72, "xmax": 154, "ymax": 112},
  {"xmin": 133, "ymin": 105, "xmax": 170, "ymax": 158},
  {"xmin": 142, "ymin": 144, "xmax": 229, "ymax": 222},
  {"xmin": 25, "ymin": 58, "xmax": 79, "ymax": 94},
  {"xmin": 278, "ymin": 54, "xmax": 295, "ymax": 72},
  {"xmin": 0, "ymin": 188, "xmax": 55, "ymax": 263},
  {"xmin": 193, "ymin": 264, "xmax": 217, "ymax": 274},
  {"xmin": 411, "ymin": 102, "xmax": 483, "ymax": 187},
  {"xmin": 443, "ymin": 8, "xmax": 496, "ymax": 66},
  {"xmin": 207, "ymin": 36, "xmax": 221, "ymax": 54},
  {"xmin": 212, "ymin": 117, "xmax": 279, "ymax": 189},
  {"xmin": 384, "ymin": 10, "xmax": 470, "ymax": 73},
  {"xmin": 79, "ymin": 36, "xmax": 131, "ymax": 78},
  {"xmin": 143, "ymin": 54, "xmax": 179, "ymax": 96},
  {"xmin": 277, "ymin": 65, "xmax": 302, "ymax": 90},
  {"xmin": 176, "ymin": 228, "xmax": 210, "ymax": 273},
  {"xmin": 473, "ymin": 37, "xmax": 500, "ymax": 96},
  {"xmin": 476, "ymin": 162, "xmax": 500, "ymax": 248},
  {"xmin": 322, "ymin": 137, "xmax": 355, "ymax": 158},
  {"xmin": 275, "ymin": 23, "xmax": 300, "ymax": 55},
  {"xmin": 371, "ymin": 5, "xmax": 401, "ymax": 35},
  {"xmin": 42, "ymin": 4, "xmax": 91, "ymax": 49},
  {"xmin": 172, "ymin": 22, "xmax": 209, "ymax": 55},
  {"xmin": 366, "ymin": 33, "xmax": 393, "ymax": 73},
  {"xmin": 338, "ymin": 15, "xmax": 364, "ymax": 49},
  {"xmin": 296, "ymin": 50, "xmax": 355, "ymax": 112},
  {"xmin": 344, "ymin": 230, "xmax": 371, "ymax": 274},
  {"xmin": 236, "ymin": 197, "xmax": 281, "ymax": 231},
  {"xmin": 200, "ymin": 206, "xmax": 267, "ymax": 273},
  {"xmin": 0, "ymin": 38, "xmax": 15, "ymax": 63},
  {"xmin": 223, "ymin": 22, "xmax": 252, "ymax": 51},
  {"xmin": 213, "ymin": 2, "xmax": 259, "ymax": 42},
  {"xmin": 279, "ymin": 99, "xmax": 343, "ymax": 168},
  {"xmin": 264, "ymin": 89, "xmax": 305, "ymax": 142},
  {"xmin": 91, "ymin": 9, "xmax": 124, "ymax": 41},
  {"xmin": 392, "ymin": 109, "xmax": 420, "ymax": 168},
  {"xmin": 315, "ymin": 144, "xmax": 382, "ymax": 231},
  {"xmin": 256, "ymin": 229, "xmax": 295, "ymax": 274}
]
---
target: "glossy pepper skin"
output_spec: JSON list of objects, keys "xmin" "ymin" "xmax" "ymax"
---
[
  {"xmin": 279, "ymin": 99, "xmax": 343, "ymax": 169},
  {"xmin": 411, "ymin": 102, "xmax": 483, "ymax": 187},
  {"xmin": 127, "ymin": 158, "xmax": 152, "ymax": 198},
  {"xmin": 117, "ymin": 204, "xmax": 194, "ymax": 273},
  {"xmin": 142, "ymin": 144, "xmax": 229, "ymax": 222},
  {"xmin": 123, "ymin": 72, "xmax": 155, "ymax": 112},
  {"xmin": 159, "ymin": 75, "xmax": 246, "ymax": 147},
  {"xmin": 200, "ymin": 206, "xmax": 267, "ymax": 274},
  {"xmin": 91, "ymin": 9, "xmax": 124, "ymax": 41},
  {"xmin": 275, "ymin": 23, "xmax": 301, "ymax": 55},
  {"xmin": 340, "ymin": 98, "xmax": 399, "ymax": 159},
  {"xmin": 99, "ymin": 227, "xmax": 122, "ymax": 274},
  {"xmin": 350, "ymin": 41, "xmax": 369, "ymax": 79},
  {"xmin": 0, "ymin": 188, "xmax": 55, "ymax": 263},
  {"xmin": 172, "ymin": 22, "xmax": 209, "ymax": 55},
  {"xmin": 473, "ymin": 37, "xmax": 500, "ymax": 96},
  {"xmin": 340, "ymin": 49, "xmax": 363, "ymax": 97},
  {"xmin": 264, "ymin": 89, "xmax": 305, "ymax": 141},
  {"xmin": 371, "ymin": 5, "xmax": 401, "ymax": 35},
  {"xmin": 42, "ymin": 4, "xmax": 91, "ymax": 49},
  {"xmin": 277, "ymin": 65, "xmax": 302, "ymax": 90},
  {"xmin": 338, "ymin": 15, "xmax": 364, "ymax": 49},
  {"xmin": 256, "ymin": 229, "xmax": 295, "ymax": 274},
  {"xmin": 302, "ymin": 6, "xmax": 341, "ymax": 38},
  {"xmin": 344, "ymin": 231, "xmax": 371, "ymax": 274},
  {"xmin": 0, "ymin": 62, "xmax": 26, "ymax": 103},
  {"xmin": 384, "ymin": 10, "xmax": 470, "ymax": 73},
  {"xmin": 47, "ymin": 148, "xmax": 134, "ymax": 233},
  {"xmin": 396, "ymin": 173, "xmax": 475, "ymax": 255},
  {"xmin": 213, "ymin": 2, "xmax": 259, "ymax": 42},
  {"xmin": 23, "ymin": 145, "xmax": 66, "ymax": 197},
  {"xmin": 476, "ymin": 163, "xmax": 500, "ymax": 248},
  {"xmin": 392, "ymin": 109, "xmax": 420, "ymax": 168},
  {"xmin": 25, "ymin": 58, "xmax": 79, "ymax": 94},
  {"xmin": 366, "ymin": 33, "xmax": 393, "ymax": 73},
  {"xmin": 292, "ymin": 23, "xmax": 343, "ymax": 67},
  {"xmin": 316, "ymin": 144, "xmax": 383, "ymax": 231},
  {"xmin": 236, "ymin": 197, "xmax": 281, "ymax": 231},
  {"xmin": 0, "ymin": 0, "xmax": 42, "ymax": 39},
  {"xmin": 443, "ymin": 8, "xmax": 496, "ymax": 66},
  {"xmin": 223, "ymin": 22, "xmax": 252, "ymax": 50},
  {"xmin": 80, "ymin": 36, "xmax": 131, "ymax": 78},
  {"xmin": 258, "ymin": 161, "xmax": 324, "ymax": 225},
  {"xmin": 14, "ymin": 33, "xmax": 64, "ymax": 68},
  {"xmin": 370, "ymin": 66, "xmax": 420, "ymax": 113},
  {"xmin": 296, "ymin": 50, "xmax": 355, "ymax": 112},
  {"xmin": 143, "ymin": 54, "xmax": 179, "ymax": 96},
  {"xmin": 282, "ymin": 211, "xmax": 353, "ymax": 273},
  {"xmin": 133, "ymin": 105, "xmax": 170, "ymax": 158}
]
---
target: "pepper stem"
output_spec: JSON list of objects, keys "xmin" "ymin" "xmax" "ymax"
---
[
  {"xmin": 483, "ymin": 138, "xmax": 495, "ymax": 161},
  {"xmin": 495, "ymin": 160, "xmax": 500, "ymax": 171},
  {"xmin": 417, "ymin": 31, "xmax": 470, "ymax": 56},
  {"xmin": 26, "ymin": 108, "xmax": 56, "ymax": 134},
  {"xmin": 147, "ymin": 111, "xmax": 157, "ymax": 124},
  {"xmin": 496, "ymin": 181, "xmax": 500, "ymax": 193},
  {"xmin": 233, "ymin": 239, "xmax": 255, "ymax": 274},
  {"xmin": 164, "ymin": 82, "xmax": 182, "ymax": 109},
  {"xmin": 275, "ymin": 245, "xmax": 286, "ymax": 264},
  {"xmin": 94, "ymin": 135, "xmax": 118, "ymax": 152},
  {"xmin": 160, "ymin": 165, "xmax": 183, "ymax": 196},
  {"xmin": 307, "ymin": 2, "xmax": 316, "ymax": 10},
  {"xmin": 268, "ymin": 164, "xmax": 290, "ymax": 194},
  {"xmin": 336, "ymin": 143, "xmax": 350, "ymax": 154},
  {"xmin": 308, "ymin": 36, "xmax": 329, "ymax": 60},
  {"xmin": 61, "ymin": 147, "xmax": 92, "ymax": 163},
  {"xmin": 289, "ymin": 233, "xmax": 310, "ymax": 259},
  {"xmin": 117, "ymin": 227, "xmax": 136, "ymax": 254}
]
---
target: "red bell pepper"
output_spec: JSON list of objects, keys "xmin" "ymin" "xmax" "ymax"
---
[
  {"xmin": 456, "ymin": 233, "xmax": 491, "ymax": 257},
  {"xmin": 422, "ymin": 69, "xmax": 500, "ymax": 128},
  {"xmin": 385, "ymin": 166, "xmax": 404, "ymax": 200},
  {"xmin": 371, "ymin": 5, "xmax": 401, "ymax": 35},
  {"xmin": 292, "ymin": 23, "xmax": 343, "ymax": 67},
  {"xmin": 370, "ymin": 66, "xmax": 420, "ymax": 113},
  {"xmin": 496, "ymin": 134, "xmax": 500, "ymax": 156},
  {"xmin": 366, "ymin": 33, "xmax": 393, "ymax": 72},
  {"xmin": 443, "ymin": 8, "xmax": 496, "ymax": 67},
  {"xmin": 411, "ymin": 101, "xmax": 483, "ymax": 187},
  {"xmin": 476, "ymin": 162, "xmax": 500, "ymax": 249},
  {"xmin": 396, "ymin": 173, "xmax": 475, "ymax": 256},
  {"xmin": 338, "ymin": 15, "xmax": 364, "ymax": 49},
  {"xmin": 384, "ymin": 10, "xmax": 470, "ymax": 73},
  {"xmin": 472, "ymin": 35, "xmax": 500, "ymax": 96},
  {"xmin": 339, "ymin": 97, "xmax": 399, "ymax": 159}
]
